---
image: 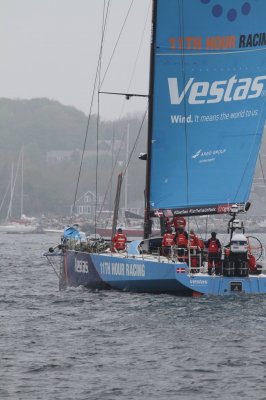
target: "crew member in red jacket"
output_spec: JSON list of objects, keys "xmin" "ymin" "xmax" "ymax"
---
[
  {"xmin": 206, "ymin": 232, "xmax": 221, "ymax": 275},
  {"xmin": 175, "ymin": 227, "xmax": 188, "ymax": 261},
  {"xmin": 112, "ymin": 228, "xmax": 127, "ymax": 252},
  {"xmin": 189, "ymin": 229, "xmax": 203, "ymax": 272},
  {"xmin": 162, "ymin": 229, "xmax": 175, "ymax": 256},
  {"xmin": 248, "ymin": 253, "xmax": 261, "ymax": 274}
]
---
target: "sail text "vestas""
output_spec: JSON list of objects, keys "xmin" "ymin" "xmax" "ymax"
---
[{"xmin": 168, "ymin": 75, "xmax": 266, "ymax": 105}]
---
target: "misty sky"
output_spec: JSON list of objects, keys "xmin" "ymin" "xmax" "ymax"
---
[{"xmin": 1, "ymin": 0, "xmax": 151, "ymax": 120}]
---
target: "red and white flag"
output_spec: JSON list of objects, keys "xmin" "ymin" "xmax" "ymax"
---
[
  {"xmin": 176, "ymin": 267, "xmax": 186, "ymax": 273},
  {"xmin": 154, "ymin": 210, "xmax": 164, "ymax": 218},
  {"xmin": 164, "ymin": 209, "xmax": 173, "ymax": 217}
]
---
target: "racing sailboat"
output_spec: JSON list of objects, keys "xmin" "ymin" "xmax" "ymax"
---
[{"xmin": 45, "ymin": 0, "xmax": 266, "ymax": 295}]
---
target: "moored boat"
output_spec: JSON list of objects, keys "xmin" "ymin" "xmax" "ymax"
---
[{"xmin": 0, "ymin": 222, "xmax": 38, "ymax": 234}]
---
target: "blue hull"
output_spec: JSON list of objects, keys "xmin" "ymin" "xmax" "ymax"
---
[{"xmin": 61, "ymin": 250, "xmax": 266, "ymax": 296}]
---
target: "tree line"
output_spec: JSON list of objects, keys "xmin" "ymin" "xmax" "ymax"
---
[
  {"xmin": 0, "ymin": 98, "xmax": 147, "ymax": 219},
  {"xmin": 0, "ymin": 98, "xmax": 265, "ymax": 220}
]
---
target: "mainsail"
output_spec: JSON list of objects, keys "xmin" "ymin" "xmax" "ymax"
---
[{"xmin": 148, "ymin": 0, "xmax": 266, "ymax": 216}]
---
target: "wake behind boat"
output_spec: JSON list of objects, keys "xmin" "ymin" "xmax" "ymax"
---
[{"xmin": 44, "ymin": 0, "xmax": 266, "ymax": 296}]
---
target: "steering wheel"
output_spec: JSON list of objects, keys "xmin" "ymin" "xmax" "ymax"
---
[{"xmin": 246, "ymin": 236, "xmax": 263, "ymax": 261}]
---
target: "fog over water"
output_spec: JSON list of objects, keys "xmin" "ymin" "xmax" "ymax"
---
[{"xmin": 0, "ymin": 0, "xmax": 151, "ymax": 120}]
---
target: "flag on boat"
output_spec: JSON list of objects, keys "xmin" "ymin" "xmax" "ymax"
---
[
  {"xmin": 164, "ymin": 209, "xmax": 173, "ymax": 218},
  {"xmin": 154, "ymin": 210, "xmax": 164, "ymax": 218}
]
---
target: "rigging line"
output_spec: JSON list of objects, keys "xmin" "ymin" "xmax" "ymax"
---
[
  {"xmin": 106, "ymin": 0, "xmax": 150, "ymax": 123},
  {"xmin": 191, "ymin": 216, "xmax": 204, "ymax": 239},
  {"xmin": 6, "ymin": 148, "xmax": 23, "ymax": 220},
  {"xmin": 115, "ymin": 0, "xmax": 150, "ymax": 105},
  {"xmin": 97, "ymin": 0, "xmax": 150, "ymax": 176},
  {"xmin": 204, "ymin": 214, "xmax": 209, "ymax": 240},
  {"xmin": 94, "ymin": 1, "xmax": 108, "ymax": 234},
  {"xmin": 125, "ymin": 1, "xmax": 151, "ymax": 93},
  {"xmin": 98, "ymin": 0, "xmax": 150, "ymax": 118},
  {"xmin": 99, "ymin": 0, "xmax": 135, "ymax": 90},
  {"xmin": 11, "ymin": 148, "xmax": 23, "ymax": 196},
  {"xmin": 20, "ymin": 145, "xmax": 24, "ymax": 217},
  {"xmin": 96, "ymin": 106, "xmax": 148, "ymax": 222},
  {"xmin": 177, "ymin": 0, "xmax": 190, "ymax": 229},
  {"xmin": 122, "ymin": 107, "xmax": 148, "ymax": 178},
  {"xmin": 0, "ymin": 180, "xmax": 11, "ymax": 216},
  {"xmin": 259, "ymin": 153, "xmax": 266, "ymax": 194},
  {"xmin": 96, "ymin": 121, "xmax": 128, "ymax": 220},
  {"xmin": 96, "ymin": 2, "xmax": 151, "ymax": 218},
  {"xmin": 233, "ymin": 96, "xmax": 266, "ymax": 201},
  {"xmin": 71, "ymin": 1, "xmax": 110, "ymax": 219}
]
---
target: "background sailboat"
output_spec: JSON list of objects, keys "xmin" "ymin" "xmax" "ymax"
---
[{"xmin": 0, "ymin": 147, "xmax": 39, "ymax": 233}]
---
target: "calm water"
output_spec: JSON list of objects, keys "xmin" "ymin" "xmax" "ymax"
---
[{"xmin": 1, "ymin": 232, "xmax": 266, "ymax": 400}]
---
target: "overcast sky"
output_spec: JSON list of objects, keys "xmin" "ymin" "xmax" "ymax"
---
[{"xmin": 0, "ymin": 0, "xmax": 151, "ymax": 120}]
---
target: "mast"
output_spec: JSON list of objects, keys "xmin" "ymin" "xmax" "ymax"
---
[
  {"xmin": 6, "ymin": 163, "xmax": 14, "ymax": 221},
  {"xmin": 144, "ymin": 0, "xmax": 157, "ymax": 239},
  {"xmin": 21, "ymin": 146, "xmax": 24, "ymax": 218},
  {"xmin": 125, "ymin": 124, "xmax": 129, "ymax": 213},
  {"xmin": 111, "ymin": 173, "xmax": 123, "ymax": 239}
]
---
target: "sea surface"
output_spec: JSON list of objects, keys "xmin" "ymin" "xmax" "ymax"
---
[{"xmin": 1, "ymin": 232, "xmax": 266, "ymax": 400}]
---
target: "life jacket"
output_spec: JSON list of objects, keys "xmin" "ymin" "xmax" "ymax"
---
[
  {"xmin": 162, "ymin": 233, "xmax": 175, "ymax": 247},
  {"xmin": 191, "ymin": 256, "xmax": 198, "ymax": 268},
  {"xmin": 248, "ymin": 254, "xmax": 256, "ymax": 272},
  {"xmin": 225, "ymin": 247, "xmax": 230, "ymax": 257},
  {"xmin": 189, "ymin": 234, "xmax": 199, "ymax": 248},
  {"xmin": 177, "ymin": 232, "xmax": 188, "ymax": 247},
  {"xmin": 113, "ymin": 233, "xmax": 127, "ymax": 250},
  {"xmin": 208, "ymin": 239, "xmax": 219, "ymax": 253},
  {"xmin": 198, "ymin": 239, "xmax": 205, "ymax": 250}
]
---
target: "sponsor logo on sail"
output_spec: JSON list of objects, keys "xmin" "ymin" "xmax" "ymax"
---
[
  {"xmin": 168, "ymin": 75, "xmax": 266, "ymax": 105},
  {"xmin": 192, "ymin": 148, "xmax": 226, "ymax": 162},
  {"xmin": 200, "ymin": 1, "xmax": 252, "ymax": 23},
  {"xmin": 192, "ymin": 149, "xmax": 202, "ymax": 159}
]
